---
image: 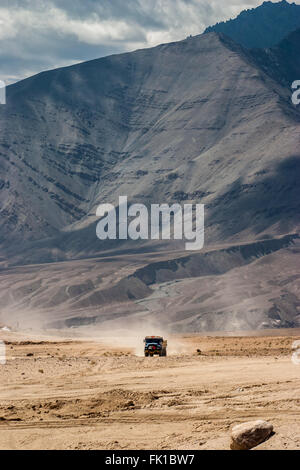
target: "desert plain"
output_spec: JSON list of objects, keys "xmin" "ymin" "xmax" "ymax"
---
[{"xmin": 0, "ymin": 328, "xmax": 299, "ymax": 450}]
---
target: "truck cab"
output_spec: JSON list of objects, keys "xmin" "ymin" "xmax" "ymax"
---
[{"xmin": 144, "ymin": 336, "xmax": 167, "ymax": 357}]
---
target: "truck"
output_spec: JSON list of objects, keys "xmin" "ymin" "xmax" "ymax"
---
[{"xmin": 144, "ymin": 336, "xmax": 167, "ymax": 357}]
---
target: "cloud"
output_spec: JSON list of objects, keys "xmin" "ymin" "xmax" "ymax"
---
[{"xmin": 0, "ymin": 0, "xmax": 299, "ymax": 84}]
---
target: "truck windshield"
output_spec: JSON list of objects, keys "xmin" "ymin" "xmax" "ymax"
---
[{"xmin": 145, "ymin": 338, "xmax": 162, "ymax": 344}]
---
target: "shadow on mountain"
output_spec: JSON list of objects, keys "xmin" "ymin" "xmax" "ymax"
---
[{"xmin": 206, "ymin": 155, "xmax": 300, "ymax": 240}]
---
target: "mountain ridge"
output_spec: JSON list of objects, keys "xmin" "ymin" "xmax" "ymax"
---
[
  {"xmin": 204, "ymin": 1, "xmax": 300, "ymax": 48},
  {"xmin": 1, "ymin": 11, "xmax": 300, "ymax": 332},
  {"xmin": 1, "ymin": 30, "xmax": 300, "ymax": 266}
]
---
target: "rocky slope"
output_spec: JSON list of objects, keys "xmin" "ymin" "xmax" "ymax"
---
[
  {"xmin": 205, "ymin": 1, "xmax": 300, "ymax": 48},
  {"xmin": 0, "ymin": 30, "xmax": 300, "ymax": 266},
  {"xmin": 253, "ymin": 27, "xmax": 300, "ymax": 85},
  {"xmin": 0, "ymin": 24, "xmax": 300, "ymax": 331},
  {"xmin": 0, "ymin": 234, "xmax": 299, "ymax": 332}
]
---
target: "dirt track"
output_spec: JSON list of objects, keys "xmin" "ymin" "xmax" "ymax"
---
[{"xmin": 0, "ymin": 330, "xmax": 300, "ymax": 450}]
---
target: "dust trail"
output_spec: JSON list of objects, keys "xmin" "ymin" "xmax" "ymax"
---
[
  {"xmin": 56, "ymin": 317, "xmax": 192, "ymax": 357},
  {"xmin": 0, "ymin": 304, "xmax": 192, "ymax": 355}
]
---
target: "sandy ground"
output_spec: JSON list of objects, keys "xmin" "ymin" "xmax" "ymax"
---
[{"xmin": 0, "ymin": 329, "xmax": 300, "ymax": 450}]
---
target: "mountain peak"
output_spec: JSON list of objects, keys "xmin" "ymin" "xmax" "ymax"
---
[{"xmin": 204, "ymin": 0, "xmax": 300, "ymax": 49}]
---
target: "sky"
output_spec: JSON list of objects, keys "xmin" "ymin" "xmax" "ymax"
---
[{"xmin": 0, "ymin": 0, "xmax": 299, "ymax": 84}]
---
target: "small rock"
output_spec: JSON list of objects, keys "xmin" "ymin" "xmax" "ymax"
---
[
  {"xmin": 230, "ymin": 420, "xmax": 273, "ymax": 450},
  {"xmin": 125, "ymin": 400, "xmax": 135, "ymax": 408}
]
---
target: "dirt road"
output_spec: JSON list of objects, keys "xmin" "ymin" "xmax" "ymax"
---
[{"xmin": 0, "ymin": 330, "xmax": 300, "ymax": 450}]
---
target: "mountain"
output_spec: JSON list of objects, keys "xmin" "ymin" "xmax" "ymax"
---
[
  {"xmin": 204, "ymin": 1, "xmax": 300, "ymax": 48},
  {"xmin": 1, "ymin": 31, "xmax": 300, "ymax": 266},
  {"xmin": 0, "ymin": 28, "xmax": 300, "ymax": 331},
  {"xmin": 253, "ymin": 27, "xmax": 300, "ymax": 85},
  {"xmin": 1, "ymin": 234, "xmax": 299, "ymax": 332}
]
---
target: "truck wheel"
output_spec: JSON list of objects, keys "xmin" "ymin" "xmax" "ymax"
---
[{"xmin": 145, "ymin": 352, "xmax": 149, "ymax": 357}]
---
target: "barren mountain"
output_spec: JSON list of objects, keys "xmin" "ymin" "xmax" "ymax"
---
[
  {"xmin": 1, "ymin": 234, "xmax": 299, "ymax": 332},
  {"xmin": 205, "ymin": 0, "xmax": 300, "ymax": 48},
  {"xmin": 253, "ymin": 28, "xmax": 300, "ymax": 86},
  {"xmin": 0, "ymin": 28, "xmax": 300, "ymax": 331},
  {"xmin": 1, "ymin": 30, "xmax": 300, "ymax": 264}
]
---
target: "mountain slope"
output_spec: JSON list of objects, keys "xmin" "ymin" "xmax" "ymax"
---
[
  {"xmin": 253, "ymin": 27, "xmax": 300, "ymax": 85},
  {"xmin": 1, "ymin": 29, "xmax": 300, "ymax": 331},
  {"xmin": 0, "ymin": 235, "xmax": 299, "ymax": 331},
  {"xmin": 0, "ymin": 31, "xmax": 300, "ymax": 266},
  {"xmin": 204, "ymin": 1, "xmax": 300, "ymax": 48}
]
